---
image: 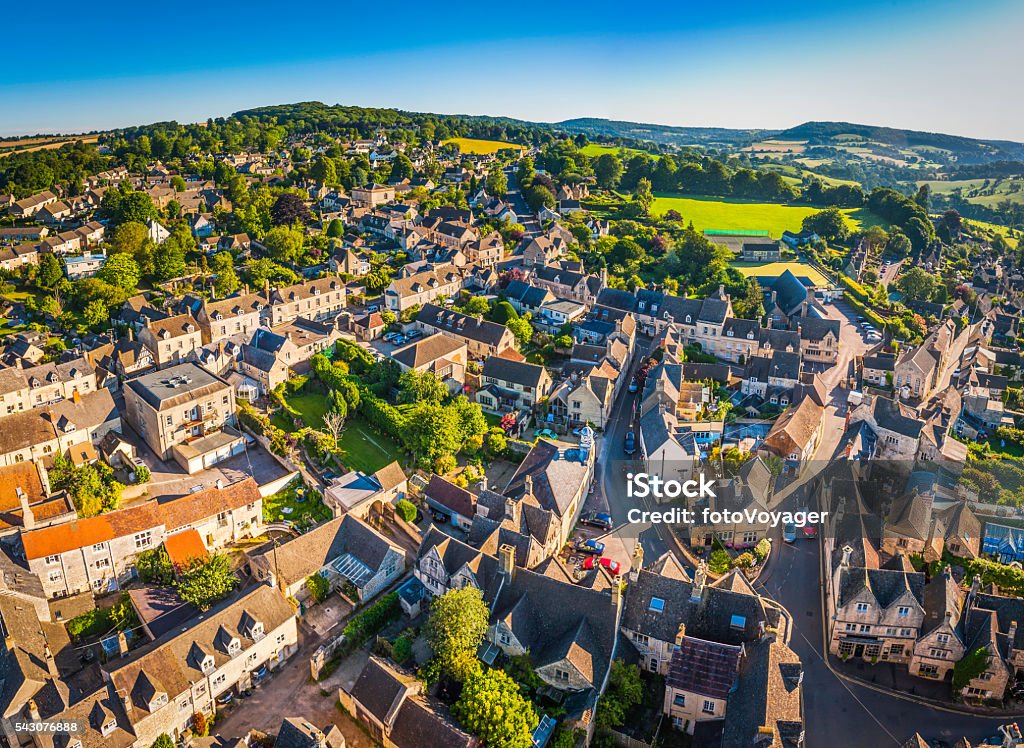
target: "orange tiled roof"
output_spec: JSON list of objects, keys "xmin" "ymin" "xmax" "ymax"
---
[{"xmin": 164, "ymin": 528, "xmax": 208, "ymax": 567}]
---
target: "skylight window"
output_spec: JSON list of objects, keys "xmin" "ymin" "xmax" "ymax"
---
[{"xmin": 649, "ymin": 597, "xmax": 665, "ymax": 613}]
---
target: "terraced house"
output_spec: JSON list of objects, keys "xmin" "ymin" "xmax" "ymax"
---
[
  {"xmin": 138, "ymin": 313, "xmax": 203, "ymax": 368},
  {"xmin": 0, "ymin": 356, "xmax": 97, "ymax": 417},
  {"xmin": 385, "ymin": 270, "xmax": 462, "ymax": 313},
  {"xmin": 20, "ymin": 478, "xmax": 263, "ymax": 598},
  {"xmin": 105, "ymin": 584, "xmax": 298, "ymax": 747},
  {"xmin": 266, "ymin": 276, "xmax": 347, "ymax": 326}
]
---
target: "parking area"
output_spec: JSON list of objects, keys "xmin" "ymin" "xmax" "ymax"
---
[{"xmin": 120, "ymin": 424, "xmax": 290, "ymax": 503}]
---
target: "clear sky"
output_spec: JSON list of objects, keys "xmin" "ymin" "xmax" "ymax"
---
[{"xmin": 2, "ymin": 0, "xmax": 1022, "ymax": 140}]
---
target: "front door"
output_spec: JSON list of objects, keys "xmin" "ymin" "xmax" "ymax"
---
[{"xmin": 854, "ymin": 644, "xmax": 864, "ymax": 658}]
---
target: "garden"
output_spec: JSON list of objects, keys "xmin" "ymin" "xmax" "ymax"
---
[{"xmin": 263, "ymin": 478, "xmax": 332, "ymax": 530}]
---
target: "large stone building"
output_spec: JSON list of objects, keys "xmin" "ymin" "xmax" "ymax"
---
[{"xmin": 124, "ymin": 362, "xmax": 244, "ymax": 474}]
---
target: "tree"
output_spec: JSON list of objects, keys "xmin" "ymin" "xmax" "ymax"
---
[
  {"xmin": 270, "ymin": 192, "xmax": 312, "ymax": 226},
  {"xmin": 211, "ymin": 251, "xmax": 240, "ymax": 297},
  {"xmin": 485, "ymin": 169, "xmax": 508, "ymax": 197},
  {"xmin": 97, "ymin": 253, "xmax": 141, "ymax": 292},
  {"xmin": 49, "ymin": 454, "xmax": 122, "ymax": 518},
  {"xmin": 426, "ymin": 586, "xmax": 489, "ymax": 681},
  {"xmin": 523, "ymin": 184, "xmax": 555, "ymax": 213},
  {"xmin": 885, "ymin": 230, "xmax": 912, "ymax": 258},
  {"xmin": 632, "ymin": 177, "xmax": 654, "ymax": 216},
  {"xmin": 37, "ymin": 253, "xmax": 63, "ymax": 289},
  {"xmin": 322, "ymin": 409, "xmax": 346, "ymax": 448},
  {"xmin": 395, "ymin": 499, "xmax": 417, "ymax": 522},
  {"xmin": 83, "ymin": 299, "xmax": 109, "ymax": 327},
  {"xmin": 263, "ymin": 226, "xmax": 305, "ymax": 265},
  {"xmin": 151, "ymin": 734, "xmax": 175, "ymax": 748},
  {"xmin": 113, "ymin": 221, "xmax": 149, "ymax": 255},
  {"xmin": 170, "ymin": 175, "xmax": 187, "ymax": 192},
  {"xmin": 398, "ymin": 369, "xmax": 447, "ymax": 404},
  {"xmin": 453, "ymin": 668, "xmax": 538, "ymax": 748},
  {"xmin": 306, "ymin": 573, "xmax": 330, "ymax": 604},
  {"xmin": 153, "ymin": 236, "xmax": 186, "ymax": 281},
  {"xmin": 594, "ymin": 153, "xmax": 624, "ymax": 190},
  {"xmin": 597, "ymin": 660, "xmax": 643, "ymax": 729},
  {"xmin": 115, "ymin": 191, "xmax": 156, "ymax": 225},
  {"xmin": 175, "ymin": 553, "xmax": 235, "ymax": 610},
  {"xmin": 137, "ymin": 547, "xmax": 174, "ymax": 585},
  {"xmin": 326, "ymin": 219, "xmax": 344, "ymax": 238},
  {"xmin": 506, "ymin": 315, "xmax": 534, "ymax": 349},
  {"xmin": 898, "ymin": 267, "xmax": 937, "ymax": 301},
  {"xmin": 310, "ymin": 156, "xmax": 337, "ymax": 186},
  {"xmin": 463, "ymin": 296, "xmax": 490, "ymax": 315},
  {"xmin": 391, "ymin": 153, "xmax": 414, "ymax": 182},
  {"xmin": 802, "ymin": 207, "xmax": 849, "ymax": 243}
]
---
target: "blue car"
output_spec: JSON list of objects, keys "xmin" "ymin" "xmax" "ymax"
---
[
  {"xmin": 576, "ymin": 539, "xmax": 605, "ymax": 555},
  {"xmin": 581, "ymin": 512, "xmax": 613, "ymax": 531},
  {"xmin": 783, "ymin": 523, "xmax": 797, "ymax": 543},
  {"xmin": 624, "ymin": 431, "xmax": 636, "ymax": 456}
]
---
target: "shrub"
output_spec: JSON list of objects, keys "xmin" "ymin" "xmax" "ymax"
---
[
  {"xmin": 392, "ymin": 633, "xmax": 414, "ymax": 664},
  {"xmin": 709, "ymin": 549, "xmax": 731, "ymax": 575},
  {"xmin": 733, "ymin": 552, "xmax": 755, "ymax": 569},
  {"xmin": 306, "ymin": 573, "xmax": 331, "ymax": 604},
  {"xmin": 192, "ymin": 711, "xmax": 209, "ymax": 738},
  {"xmin": 134, "ymin": 464, "xmax": 151, "ymax": 484},
  {"xmin": 66, "ymin": 607, "xmax": 113, "ymax": 640},
  {"xmin": 753, "ymin": 538, "xmax": 771, "ymax": 562},
  {"xmin": 434, "ymin": 453, "xmax": 457, "ymax": 474},
  {"xmin": 395, "ymin": 499, "xmax": 417, "ymax": 523}
]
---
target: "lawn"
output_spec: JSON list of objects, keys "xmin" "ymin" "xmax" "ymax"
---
[
  {"xmin": 443, "ymin": 137, "xmax": 525, "ymax": 155},
  {"xmin": 336, "ymin": 419, "xmax": 403, "ymax": 473},
  {"xmin": 650, "ymin": 193, "xmax": 871, "ymax": 235},
  {"xmin": 580, "ymin": 143, "xmax": 658, "ymax": 160},
  {"xmin": 272, "ymin": 392, "xmax": 331, "ymax": 432},
  {"xmin": 263, "ymin": 479, "xmax": 332, "ymax": 530},
  {"xmin": 729, "ymin": 261, "xmax": 830, "ymax": 286}
]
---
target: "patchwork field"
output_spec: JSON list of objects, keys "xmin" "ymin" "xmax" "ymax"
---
[
  {"xmin": 918, "ymin": 177, "xmax": 1024, "ymax": 207},
  {"xmin": 442, "ymin": 137, "xmax": 525, "ymax": 154},
  {"xmin": 729, "ymin": 261, "xmax": 830, "ymax": 286},
  {"xmin": 650, "ymin": 194, "xmax": 874, "ymax": 235}
]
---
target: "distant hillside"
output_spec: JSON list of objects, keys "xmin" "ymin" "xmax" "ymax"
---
[
  {"xmin": 553, "ymin": 117, "xmax": 767, "ymax": 148},
  {"xmin": 774, "ymin": 121, "xmax": 1024, "ymax": 164}
]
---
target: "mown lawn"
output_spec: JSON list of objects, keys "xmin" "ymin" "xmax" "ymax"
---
[
  {"xmin": 272, "ymin": 392, "xmax": 331, "ymax": 432},
  {"xmin": 443, "ymin": 137, "xmax": 525, "ymax": 155},
  {"xmin": 336, "ymin": 419, "xmax": 403, "ymax": 473},
  {"xmin": 729, "ymin": 261, "xmax": 830, "ymax": 286},
  {"xmin": 650, "ymin": 193, "xmax": 873, "ymax": 235}
]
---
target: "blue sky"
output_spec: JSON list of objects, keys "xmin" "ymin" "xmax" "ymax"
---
[{"xmin": 2, "ymin": 0, "xmax": 1022, "ymax": 140}]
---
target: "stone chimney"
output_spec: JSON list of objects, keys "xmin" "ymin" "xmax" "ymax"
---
[
  {"xmin": 141, "ymin": 314, "xmax": 150, "ymax": 328},
  {"xmin": 117, "ymin": 630, "xmax": 129, "ymax": 658},
  {"xmin": 119, "ymin": 689, "xmax": 133, "ymax": 712},
  {"xmin": 27, "ymin": 699, "xmax": 41, "ymax": 722},
  {"xmin": 216, "ymin": 478, "xmax": 224, "ymax": 490},
  {"xmin": 264, "ymin": 278, "xmax": 271, "ymax": 296},
  {"xmin": 691, "ymin": 560, "xmax": 708, "ymax": 602},
  {"xmin": 610, "ymin": 574, "xmax": 623, "ymax": 609},
  {"xmin": 674, "ymin": 622, "xmax": 687, "ymax": 648},
  {"xmin": 72, "ymin": 389, "xmax": 80, "ymax": 404},
  {"xmin": 127, "ymin": 325, "xmax": 135, "ymax": 342},
  {"xmin": 503, "ymin": 496, "xmax": 520, "ymax": 525},
  {"xmin": 498, "ymin": 544, "xmax": 515, "ymax": 580},
  {"xmin": 18, "ymin": 487, "xmax": 34, "ymax": 530},
  {"xmin": 523, "ymin": 475, "xmax": 533, "ymax": 500},
  {"xmin": 840, "ymin": 545, "xmax": 853, "ymax": 571},
  {"xmin": 43, "ymin": 642, "xmax": 58, "ymax": 678},
  {"xmin": 1008, "ymin": 621, "xmax": 1018, "ymax": 660},
  {"xmin": 629, "ymin": 542, "xmax": 644, "ymax": 583}
]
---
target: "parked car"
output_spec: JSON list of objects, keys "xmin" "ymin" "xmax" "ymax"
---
[
  {"xmin": 624, "ymin": 431, "xmax": 637, "ymax": 456},
  {"xmin": 405, "ymin": 329, "xmax": 422, "ymax": 340},
  {"xmin": 534, "ymin": 428, "xmax": 557, "ymax": 439},
  {"xmin": 367, "ymin": 304, "xmax": 380, "ymax": 313},
  {"xmin": 252, "ymin": 664, "xmax": 269, "ymax": 683},
  {"xmin": 628, "ymin": 377, "xmax": 638, "ymax": 393},
  {"xmin": 576, "ymin": 539, "xmax": 605, "ymax": 555},
  {"xmin": 802, "ymin": 523, "xmax": 818, "ymax": 539},
  {"xmin": 392, "ymin": 335, "xmax": 406, "ymax": 346},
  {"xmin": 215, "ymin": 691, "xmax": 234, "ymax": 706},
  {"xmin": 783, "ymin": 523, "xmax": 797, "ymax": 543},
  {"xmin": 580, "ymin": 511, "xmax": 613, "ymax": 531},
  {"xmin": 583, "ymin": 556, "xmax": 621, "ymax": 575}
]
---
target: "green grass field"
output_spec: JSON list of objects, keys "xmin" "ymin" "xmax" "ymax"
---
[
  {"xmin": 650, "ymin": 193, "xmax": 873, "ymax": 235},
  {"xmin": 962, "ymin": 218, "xmax": 1019, "ymax": 249},
  {"xmin": 579, "ymin": 143, "xmax": 658, "ymax": 160},
  {"xmin": 443, "ymin": 137, "xmax": 525, "ymax": 155},
  {"xmin": 336, "ymin": 420, "xmax": 402, "ymax": 473},
  {"xmin": 272, "ymin": 392, "xmax": 330, "ymax": 432},
  {"xmin": 729, "ymin": 261, "xmax": 830, "ymax": 286}
]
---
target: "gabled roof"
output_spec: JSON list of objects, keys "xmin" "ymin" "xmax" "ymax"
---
[
  {"xmin": 481, "ymin": 356, "xmax": 547, "ymax": 389},
  {"xmin": 666, "ymin": 636, "xmax": 742, "ymax": 699}
]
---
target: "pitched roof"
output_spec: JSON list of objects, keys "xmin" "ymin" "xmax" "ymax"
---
[
  {"xmin": 424, "ymin": 474, "xmax": 475, "ymax": 519},
  {"xmin": 481, "ymin": 356, "xmax": 547, "ymax": 388},
  {"xmin": 666, "ymin": 635, "xmax": 742, "ymax": 699},
  {"xmin": 391, "ymin": 333, "xmax": 465, "ymax": 370},
  {"xmin": 417, "ymin": 304, "xmax": 511, "ymax": 347}
]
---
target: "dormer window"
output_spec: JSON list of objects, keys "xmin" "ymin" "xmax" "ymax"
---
[
  {"xmin": 101, "ymin": 719, "xmax": 117, "ymax": 736},
  {"xmin": 148, "ymin": 693, "xmax": 168, "ymax": 711},
  {"xmin": 250, "ymin": 622, "xmax": 264, "ymax": 640},
  {"xmin": 651, "ymin": 304, "xmax": 659, "ymax": 314},
  {"xmin": 747, "ymin": 331, "xmax": 754, "ymax": 340},
  {"xmin": 685, "ymin": 315, "xmax": 691, "ymax": 323},
  {"xmin": 202, "ymin": 655, "xmax": 215, "ymax": 673},
  {"xmin": 638, "ymin": 301, "xmax": 646, "ymax": 311},
  {"xmin": 727, "ymin": 330, "xmax": 734, "ymax": 337},
  {"xmin": 228, "ymin": 638, "xmax": 241, "ymax": 655}
]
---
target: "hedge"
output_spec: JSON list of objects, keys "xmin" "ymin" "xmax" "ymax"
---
[
  {"xmin": 343, "ymin": 592, "xmax": 401, "ymax": 646},
  {"xmin": 395, "ymin": 499, "xmax": 417, "ymax": 522},
  {"xmin": 837, "ymin": 274, "xmax": 870, "ymax": 303},
  {"xmin": 843, "ymin": 292, "xmax": 886, "ymax": 329}
]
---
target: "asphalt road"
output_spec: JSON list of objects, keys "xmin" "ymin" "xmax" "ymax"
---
[
  {"xmin": 504, "ymin": 166, "xmax": 542, "ymax": 237},
  {"xmin": 759, "ymin": 536, "xmax": 1011, "ymax": 747}
]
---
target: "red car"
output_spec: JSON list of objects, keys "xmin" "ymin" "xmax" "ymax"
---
[{"xmin": 582, "ymin": 556, "xmax": 621, "ymax": 575}]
